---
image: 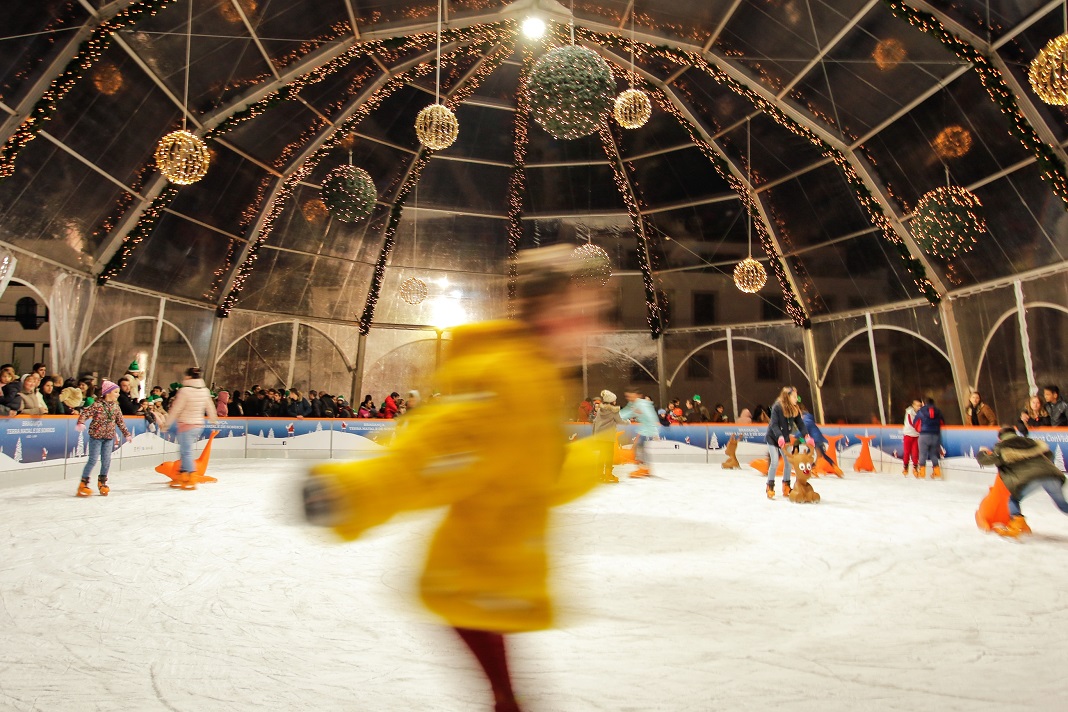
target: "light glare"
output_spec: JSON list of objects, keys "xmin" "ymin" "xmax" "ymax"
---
[{"xmin": 522, "ymin": 16, "xmax": 546, "ymax": 39}]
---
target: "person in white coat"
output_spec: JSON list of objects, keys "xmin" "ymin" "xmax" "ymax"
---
[{"xmin": 166, "ymin": 366, "xmax": 218, "ymax": 490}]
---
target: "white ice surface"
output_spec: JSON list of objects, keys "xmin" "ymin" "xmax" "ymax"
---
[{"xmin": 2, "ymin": 461, "xmax": 1068, "ymax": 711}]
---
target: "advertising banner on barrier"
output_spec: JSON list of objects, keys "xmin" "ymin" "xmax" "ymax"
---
[{"xmin": 0, "ymin": 416, "xmax": 69, "ymax": 466}]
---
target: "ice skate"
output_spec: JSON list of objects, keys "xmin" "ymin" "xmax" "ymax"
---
[
  {"xmin": 76, "ymin": 480, "xmax": 92, "ymax": 497},
  {"xmin": 782, "ymin": 482, "xmax": 792, "ymax": 497},
  {"xmin": 600, "ymin": 470, "xmax": 619, "ymax": 484},
  {"xmin": 630, "ymin": 466, "xmax": 651, "ymax": 478},
  {"xmin": 915, "ymin": 466, "xmax": 926, "ymax": 479},
  {"xmin": 931, "ymin": 466, "xmax": 943, "ymax": 480},
  {"xmin": 1008, "ymin": 515, "xmax": 1031, "ymax": 536},
  {"xmin": 902, "ymin": 465, "xmax": 910, "ymax": 477},
  {"xmin": 766, "ymin": 484, "xmax": 775, "ymax": 499},
  {"xmin": 97, "ymin": 480, "xmax": 109, "ymax": 496}
]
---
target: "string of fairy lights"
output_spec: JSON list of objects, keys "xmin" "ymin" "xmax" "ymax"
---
[
  {"xmin": 506, "ymin": 51, "xmax": 536, "ymax": 310},
  {"xmin": 10, "ymin": 1, "xmax": 1068, "ymax": 334}
]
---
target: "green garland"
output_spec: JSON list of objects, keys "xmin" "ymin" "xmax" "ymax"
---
[
  {"xmin": 97, "ymin": 185, "xmax": 181, "ymax": 285},
  {"xmin": 506, "ymin": 52, "xmax": 535, "ymax": 310}
]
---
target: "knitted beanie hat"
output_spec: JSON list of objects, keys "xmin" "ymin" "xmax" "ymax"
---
[
  {"xmin": 600, "ymin": 389, "xmax": 616, "ymax": 403},
  {"xmin": 100, "ymin": 380, "xmax": 119, "ymax": 397}
]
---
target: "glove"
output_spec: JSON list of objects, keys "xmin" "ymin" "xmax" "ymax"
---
[
  {"xmin": 777, "ymin": 436, "xmax": 785, "ymax": 448},
  {"xmin": 75, "ymin": 423, "xmax": 85, "ymax": 432},
  {"xmin": 302, "ymin": 476, "xmax": 342, "ymax": 527},
  {"xmin": 804, "ymin": 435, "xmax": 815, "ymax": 448}
]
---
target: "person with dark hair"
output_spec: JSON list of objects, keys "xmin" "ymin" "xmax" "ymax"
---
[
  {"xmin": 32, "ymin": 362, "xmax": 47, "ymax": 382},
  {"xmin": 116, "ymin": 377, "xmax": 140, "ymax": 416},
  {"xmin": 965, "ymin": 391, "xmax": 997, "ymax": 427},
  {"xmin": 357, "ymin": 395, "xmax": 376, "ymax": 418},
  {"xmin": 166, "ymin": 367, "xmax": 217, "ymax": 490},
  {"xmin": 764, "ymin": 386, "xmax": 814, "ymax": 499},
  {"xmin": 913, "ymin": 397, "xmax": 945, "ymax": 479},
  {"xmin": 301, "ymin": 244, "xmax": 612, "ymax": 712},
  {"xmin": 40, "ymin": 376, "xmax": 66, "ymax": 415},
  {"xmin": 382, "ymin": 391, "xmax": 401, "ymax": 419},
  {"xmin": 800, "ymin": 402, "xmax": 841, "ymax": 476},
  {"xmin": 1043, "ymin": 385, "xmax": 1068, "ymax": 427},
  {"xmin": 978, "ymin": 425, "xmax": 1068, "ymax": 537}
]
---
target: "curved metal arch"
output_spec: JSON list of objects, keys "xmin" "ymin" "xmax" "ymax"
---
[
  {"xmin": 667, "ymin": 335, "xmax": 809, "ymax": 386},
  {"xmin": 78, "ymin": 316, "xmax": 197, "ymax": 363},
  {"xmin": 819, "ymin": 325, "xmax": 951, "ymax": 386},
  {"xmin": 587, "ymin": 345, "xmax": 659, "ymax": 383},
  {"xmin": 215, "ymin": 320, "xmax": 355, "ymax": 373},
  {"xmin": 667, "ymin": 337, "xmax": 728, "ymax": 385},
  {"xmin": 360, "ymin": 336, "xmax": 440, "ymax": 376},
  {"xmin": 974, "ymin": 303, "xmax": 1068, "ymax": 386}
]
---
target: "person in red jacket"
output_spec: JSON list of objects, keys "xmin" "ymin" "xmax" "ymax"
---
[{"xmin": 381, "ymin": 392, "xmax": 400, "ymax": 419}]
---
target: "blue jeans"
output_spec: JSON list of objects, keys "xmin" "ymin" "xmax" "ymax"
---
[
  {"xmin": 178, "ymin": 426, "xmax": 203, "ymax": 473},
  {"xmin": 82, "ymin": 437, "xmax": 114, "ymax": 481},
  {"xmin": 767, "ymin": 444, "xmax": 791, "ymax": 486},
  {"xmin": 1009, "ymin": 477, "xmax": 1068, "ymax": 517},
  {"xmin": 918, "ymin": 433, "xmax": 941, "ymax": 466}
]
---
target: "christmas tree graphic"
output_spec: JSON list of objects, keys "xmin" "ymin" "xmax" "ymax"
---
[
  {"xmin": 267, "ymin": 428, "xmax": 275, "ymax": 439},
  {"xmin": 1055, "ymin": 445, "xmax": 1065, "ymax": 472},
  {"xmin": 708, "ymin": 432, "xmax": 720, "ymax": 450},
  {"xmin": 76, "ymin": 429, "xmax": 85, "ymax": 457},
  {"xmin": 315, "ymin": 421, "xmax": 323, "ymax": 432},
  {"xmin": 969, "ymin": 447, "xmax": 975, "ymax": 459},
  {"xmin": 258, "ymin": 429, "xmax": 265, "ymax": 438},
  {"xmin": 13, "ymin": 438, "xmax": 22, "ymax": 463}
]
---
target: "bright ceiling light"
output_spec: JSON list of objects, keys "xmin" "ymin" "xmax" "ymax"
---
[{"xmin": 522, "ymin": 16, "xmax": 547, "ymax": 39}]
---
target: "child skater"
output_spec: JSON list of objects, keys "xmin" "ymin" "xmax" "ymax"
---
[
  {"xmin": 800, "ymin": 401, "xmax": 842, "ymax": 476},
  {"xmin": 977, "ymin": 425, "xmax": 1068, "ymax": 537},
  {"xmin": 75, "ymin": 380, "xmax": 132, "ymax": 497},
  {"xmin": 619, "ymin": 388, "xmax": 660, "ymax": 478},
  {"xmin": 300, "ymin": 244, "xmax": 612, "ymax": 712}
]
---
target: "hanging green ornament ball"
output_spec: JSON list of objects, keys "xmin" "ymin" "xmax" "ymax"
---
[
  {"xmin": 525, "ymin": 46, "xmax": 615, "ymax": 140},
  {"xmin": 910, "ymin": 186, "xmax": 986, "ymax": 259},
  {"xmin": 320, "ymin": 165, "xmax": 377, "ymax": 223}
]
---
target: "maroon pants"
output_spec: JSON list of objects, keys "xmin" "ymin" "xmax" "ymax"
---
[
  {"xmin": 454, "ymin": 627, "xmax": 521, "ymax": 712},
  {"xmin": 903, "ymin": 435, "xmax": 919, "ymax": 467}
]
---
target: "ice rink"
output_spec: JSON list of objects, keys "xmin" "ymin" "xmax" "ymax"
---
[{"xmin": 3, "ymin": 459, "xmax": 1068, "ymax": 711}]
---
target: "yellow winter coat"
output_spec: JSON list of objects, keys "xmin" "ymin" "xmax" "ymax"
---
[{"xmin": 310, "ymin": 320, "xmax": 607, "ymax": 633}]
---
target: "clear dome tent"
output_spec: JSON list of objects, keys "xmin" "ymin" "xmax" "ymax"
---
[{"xmin": 0, "ymin": 0, "xmax": 1065, "ymax": 422}]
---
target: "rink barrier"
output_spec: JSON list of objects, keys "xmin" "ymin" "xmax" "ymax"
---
[{"xmin": 0, "ymin": 416, "xmax": 1066, "ymax": 489}]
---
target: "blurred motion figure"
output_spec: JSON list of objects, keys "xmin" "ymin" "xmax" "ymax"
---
[{"xmin": 301, "ymin": 245, "xmax": 613, "ymax": 712}]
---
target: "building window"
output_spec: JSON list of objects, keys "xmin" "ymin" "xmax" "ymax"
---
[
  {"xmin": 687, "ymin": 353, "xmax": 712, "ymax": 379},
  {"xmin": 756, "ymin": 354, "xmax": 781, "ymax": 381},
  {"xmin": 762, "ymin": 295, "xmax": 785, "ymax": 321},
  {"xmin": 630, "ymin": 363, "xmax": 655, "ymax": 382},
  {"xmin": 693, "ymin": 292, "xmax": 716, "ymax": 326},
  {"xmin": 852, "ymin": 361, "xmax": 874, "ymax": 386}
]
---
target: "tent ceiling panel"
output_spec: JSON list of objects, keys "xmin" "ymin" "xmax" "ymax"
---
[
  {"xmin": 523, "ymin": 163, "xmax": 627, "ymax": 215},
  {"xmin": 390, "ymin": 212, "xmax": 510, "ymax": 274},
  {"xmin": 0, "ymin": 3, "xmax": 89, "ymax": 106},
  {"xmin": 269, "ymin": 191, "xmax": 390, "ymax": 262},
  {"xmin": 167, "ymin": 146, "xmax": 272, "ymax": 235},
  {"xmin": 628, "ymin": 147, "xmax": 733, "ymax": 206}
]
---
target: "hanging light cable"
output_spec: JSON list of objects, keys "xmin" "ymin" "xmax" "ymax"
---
[
  {"xmin": 1029, "ymin": 0, "xmax": 1068, "ymax": 105},
  {"xmin": 614, "ymin": 3, "xmax": 652, "ymax": 129},
  {"xmin": 415, "ymin": 0, "xmax": 459, "ymax": 150},
  {"xmin": 155, "ymin": 0, "xmax": 210, "ymax": 185},
  {"xmin": 734, "ymin": 118, "xmax": 767, "ymax": 293}
]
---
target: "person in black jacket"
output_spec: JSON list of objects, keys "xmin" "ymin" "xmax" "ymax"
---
[
  {"xmin": 116, "ymin": 378, "xmax": 140, "ymax": 416},
  {"xmin": 764, "ymin": 386, "xmax": 814, "ymax": 499},
  {"xmin": 978, "ymin": 426, "xmax": 1068, "ymax": 537}
]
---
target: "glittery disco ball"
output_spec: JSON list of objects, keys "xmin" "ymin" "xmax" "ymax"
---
[
  {"xmin": 155, "ymin": 129, "xmax": 210, "ymax": 185},
  {"xmin": 1029, "ymin": 34, "xmax": 1068, "ymax": 105},
  {"xmin": 399, "ymin": 277, "xmax": 429, "ymax": 305},
  {"xmin": 911, "ymin": 186, "xmax": 986, "ymax": 259},
  {"xmin": 570, "ymin": 243, "xmax": 612, "ymax": 286},
  {"xmin": 320, "ymin": 165, "xmax": 377, "ymax": 223},
  {"xmin": 613, "ymin": 89, "xmax": 652, "ymax": 129},
  {"xmin": 873, "ymin": 38, "xmax": 907, "ymax": 71},
  {"xmin": 415, "ymin": 104, "xmax": 459, "ymax": 150},
  {"xmin": 733, "ymin": 257, "xmax": 767, "ymax": 294},
  {"xmin": 932, "ymin": 125, "xmax": 972, "ymax": 160},
  {"xmin": 526, "ymin": 46, "xmax": 615, "ymax": 140}
]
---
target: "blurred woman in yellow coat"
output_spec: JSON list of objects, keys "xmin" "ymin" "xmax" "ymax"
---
[{"xmin": 302, "ymin": 245, "xmax": 612, "ymax": 712}]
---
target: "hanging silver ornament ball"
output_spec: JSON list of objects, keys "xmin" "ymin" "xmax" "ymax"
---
[
  {"xmin": 733, "ymin": 257, "xmax": 767, "ymax": 293},
  {"xmin": 155, "ymin": 129, "xmax": 210, "ymax": 185},
  {"xmin": 415, "ymin": 104, "xmax": 459, "ymax": 150},
  {"xmin": 399, "ymin": 277, "xmax": 429, "ymax": 305},
  {"xmin": 614, "ymin": 88, "xmax": 652, "ymax": 129}
]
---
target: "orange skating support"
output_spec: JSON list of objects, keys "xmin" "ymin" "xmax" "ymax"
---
[
  {"xmin": 748, "ymin": 437, "xmax": 796, "ymax": 476},
  {"xmin": 976, "ymin": 475, "xmax": 1012, "ymax": 532},
  {"xmin": 613, "ymin": 430, "xmax": 637, "ymax": 465},
  {"xmin": 156, "ymin": 430, "xmax": 219, "ymax": 484},
  {"xmin": 853, "ymin": 435, "xmax": 876, "ymax": 472},
  {"xmin": 813, "ymin": 435, "xmax": 844, "ymax": 477}
]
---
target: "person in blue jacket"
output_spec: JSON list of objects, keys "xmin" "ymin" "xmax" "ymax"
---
[
  {"xmin": 764, "ymin": 386, "xmax": 814, "ymax": 499},
  {"xmin": 912, "ymin": 397, "xmax": 945, "ymax": 479},
  {"xmin": 800, "ymin": 401, "xmax": 842, "ymax": 476},
  {"xmin": 620, "ymin": 388, "xmax": 660, "ymax": 478}
]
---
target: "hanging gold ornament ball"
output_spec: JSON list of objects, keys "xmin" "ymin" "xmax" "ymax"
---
[
  {"xmin": 399, "ymin": 277, "xmax": 429, "ymax": 305},
  {"xmin": 910, "ymin": 185, "xmax": 985, "ymax": 259},
  {"xmin": 155, "ymin": 129, "xmax": 210, "ymax": 185},
  {"xmin": 613, "ymin": 89, "xmax": 652, "ymax": 129},
  {"xmin": 570, "ymin": 243, "xmax": 613, "ymax": 286},
  {"xmin": 932, "ymin": 125, "xmax": 972, "ymax": 160},
  {"xmin": 92, "ymin": 61, "xmax": 124, "ymax": 95},
  {"xmin": 733, "ymin": 257, "xmax": 767, "ymax": 293},
  {"xmin": 873, "ymin": 38, "xmax": 907, "ymax": 71},
  {"xmin": 219, "ymin": 0, "xmax": 257, "ymax": 23},
  {"xmin": 415, "ymin": 103, "xmax": 459, "ymax": 151},
  {"xmin": 300, "ymin": 197, "xmax": 328, "ymax": 224},
  {"xmin": 1029, "ymin": 34, "xmax": 1068, "ymax": 105}
]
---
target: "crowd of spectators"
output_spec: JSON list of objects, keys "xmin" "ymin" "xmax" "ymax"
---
[{"xmin": 577, "ymin": 393, "xmax": 772, "ymax": 426}]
